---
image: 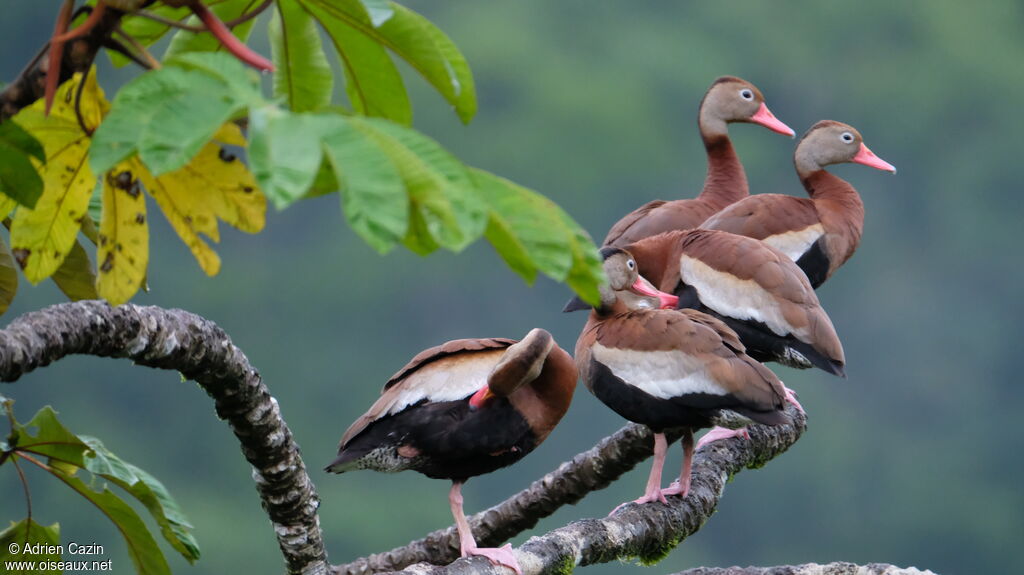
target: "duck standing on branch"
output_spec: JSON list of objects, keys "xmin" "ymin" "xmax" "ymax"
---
[
  {"xmin": 326, "ymin": 329, "xmax": 577, "ymax": 574},
  {"xmin": 565, "ymin": 248, "xmax": 791, "ymax": 511},
  {"xmin": 626, "ymin": 229, "xmax": 846, "ymax": 376},
  {"xmin": 701, "ymin": 120, "xmax": 896, "ymax": 288},
  {"xmin": 603, "ymin": 76, "xmax": 795, "ymax": 247}
]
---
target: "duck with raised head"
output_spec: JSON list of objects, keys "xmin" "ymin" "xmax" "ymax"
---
[
  {"xmin": 701, "ymin": 120, "xmax": 896, "ymax": 288},
  {"xmin": 603, "ymin": 76, "xmax": 795, "ymax": 248},
  {"xmin": 565, "ymin": 248, "xmax": 791, "ymax": 511},
  {"xmin": 626, "ymin": 229, "xmax": 846, "ymax": 376},
  {"xmin": 326, "ymin": 328, "xmax": 577, "ymax": 574}
]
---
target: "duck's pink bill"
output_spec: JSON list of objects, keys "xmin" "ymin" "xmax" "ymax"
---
[
  {"xmin": 750, "ymin": 103, "xmax": 795, "ymax": 137},
  {"xmin": 852, "ymin": 143, "xmax": 897, "ymax": 174},
  {"xmin": 631, "ymin": 277, "xmax": 679, "ymax": 309}
]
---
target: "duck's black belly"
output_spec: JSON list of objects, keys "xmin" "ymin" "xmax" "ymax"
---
[
  {"xmin": 588, "ymin": 359, "xmax": 716, "ymax": 432},
  {"xmin": 351, "ymin": 397, "xmax": 537, "ymax": 481}
]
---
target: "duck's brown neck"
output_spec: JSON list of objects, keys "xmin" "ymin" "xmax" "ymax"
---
[
  {"xmin": 628, "ymin": 232, "xmax": 681, "ymax": 291},
  {"xmin": 801, "ymin": 170, "xmax": 865, "ymax": 269},
  {"xmin": 698, "ymin": 134, "xmax": 748, "ymax": 208}
]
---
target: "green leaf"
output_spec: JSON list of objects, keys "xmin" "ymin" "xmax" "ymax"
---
[
  {"xmin": 109, "ymin": 5, "xmax": 191, "ymax": 67},
  {"xmin": 269, "ymin": 0, "xmax": 333, "ymax": 112},
  {"xmin": 0, "ymin": 234, "xmax": 17, "ymax": 316},
  {"xmin": 300, "ymin": 0, "xmax": 412, "ymax": 124},
  {"xmin": 50, "ymin": 238, "xmax": 98, "ymax": 301},
  {"xmin": 248, "ymin": 107, "xmax": 324, "ymax": 209},
  {"xmin": 377, "ymin": 3, "xmax": 476, "ymax": 123},
  {"xmin": 1, "ymin": 519, "xmax": 61, "ymax": 573},
  {"xmin": 90, "ymin": 55, "xmax": 259, "ymax": 176},
  {"xmin": 79, "ymin": 437, "xmax": 200, "ymax": 562},
  {"xmin": 51, "ymin": 470, "xmax": 171, "ymax": 575},
  {"xmin": 164, "ymin": 51, "xmax": 264, "ymax": 105},
  {"xmin": 361, "ymin": 118, "xmax": 486, "ymax": 248},
  {"xmin": 163, "ymin": 0, "xmax": 261, "ymax": 61},
  {"xmin": 359, "ymin": 0, "xmax": 393, "ymax": 27},
  {"xmin": 13, "ymin": 406, "xmax": 89, "ymax": 466},
  {"xmin": 348, "ymin": 118, "xmax": 469, "ymax": 252},
  {"xmin": 557, "ymin": 207, "xmax": 604, "ymax": 305},
  {"xmin": 318, "ymin": 116, "xmax": 408, "ymax": 252},
  {"xmin": 470, "ymin": 169, "xmax": 605, "ymax": 304}
]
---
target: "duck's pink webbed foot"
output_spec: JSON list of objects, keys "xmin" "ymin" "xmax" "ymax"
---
[
  {"xmin": 660, "ymin": 477, "xmax": 690, "ymax": 498},
  {"xmin": 608, "ymin": 483, "xmax": 668, "ymax": 515},
  {"xmin": 695, "ymin": 426, "xmax": 750, "ymax": 451},
  {"xmin": 462, "ymin": 543, "xmax": 522, "ymax": 574},
  {"xmin": 783, "ymin": 385, "xmax": 805, "ymax": 414}
]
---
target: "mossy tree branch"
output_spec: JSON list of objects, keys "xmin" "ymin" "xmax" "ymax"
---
[
  {"xmin": 671, "ymin": 563, "xmax": 939, "ymax": 575},
  {"xmin": 336, "ymin": 407, "xmax": 808, "ymax": 575},
  {"xmin": 0, "ymin": 300, "xmax": 327, "ymax": 575}
]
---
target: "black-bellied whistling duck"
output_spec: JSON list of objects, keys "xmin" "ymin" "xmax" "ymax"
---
[
  {"xmin": 565, "ymin": 248, "xmax": 790, "ymax": 510},
  {"xmin": 626, "ymin": 229, "xmax": 846, "ymax": 376},
  {"xmin": 603, "ymin": 76, "xmax": 795, "ymax": 248},
  {"xmin": 701, "ymin": 120, "xmax": 896, "ymax": 288},
  {"xmin": 326, "ymin": 328, "xmax": 577, "ymax": 574}
]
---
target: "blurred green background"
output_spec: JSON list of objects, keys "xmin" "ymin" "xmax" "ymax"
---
[{"xmin": 2, "ymin": 2, "xmax": 1022, "ymax": 574}]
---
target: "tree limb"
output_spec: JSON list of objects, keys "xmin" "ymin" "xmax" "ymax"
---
[
  {"xmin": 336, "ymin": 409, "xmax": 807, "ymax": 575},
  {"xmin": 0, "ymin": 300, "xmax": 328, "ymax": 575},
  {"xmin": 671, "ymin": 563, "xmax": 940, "ymax": 575}
]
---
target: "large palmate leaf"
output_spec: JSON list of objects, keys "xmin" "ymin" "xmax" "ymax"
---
[
  {"xmin": 299, "ymin": 0, "xmax": 411, "ymax": 124},
  {"xmin": 298, "ymin": 0, "xmax": 474, "ymax": 123},
  {"xmin": 97, "ymin": 165, "xmax": 148, "ymax": 305},
  {"xmin": 9, "ymin": 71, "xmax": 107, "ymax": 283},
  {"xmin": 269, "ymin": 0, "xmax": 333, "ymax": 113},
  {"xmin": 91, "ymin": 53, "xmax": 261, "ymax": 176},
  {"xmin": 472, "ymin": 169, "xmax": 604, "ymax": 304},
  {"xmin": 136, "ymin": 125, "xmax": 265, "ymax": 276},
  {"xmin": 0, "ymin": 519, "xmax": 61, "ymax": 573},
  {"xmin": 0, "ymin": 120, "xmax": 45, "ymax": 208},
  {"xmin": 353, "ymin": 118, "xmax": 486, "ymax": 252},
  {"xmin": 6, "ymin": 405, "xmax": 199, "ymax": 566}
]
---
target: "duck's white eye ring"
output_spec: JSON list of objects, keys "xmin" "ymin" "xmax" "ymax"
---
[
  {"xmin": 739, "ymin": 89, "xmax": 754, "ymax": 101},
  {"xmin": 841, "ymin": 132, "xmax": 855, "ymax": 143},
  {"xmin": 627, "ymin": 259, "xmax": 636, "ymax": 270}
]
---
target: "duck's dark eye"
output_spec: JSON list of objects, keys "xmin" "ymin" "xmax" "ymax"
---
[
  {"xmin": 739, "ymin": 89, "xmax": 754, "ymax": 101},
  {"xmin": 841, "ymin": 132, "xmax": 855, "ymax": 143},
  {"xmin": 627, "ymin": 259, "xmax": 636, "ymax": 270}
]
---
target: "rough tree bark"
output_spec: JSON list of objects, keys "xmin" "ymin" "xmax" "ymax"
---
[
  {"xmin": 0, "ymin": 301, "xmax": 328, "ymax": 575},
  {"xmin": 336, "ymin": 409, "xmax": 808, "ymax": 575},
  {"xmin": 672, "ymin": 564, "xmax": 938, "ymax": 575}
]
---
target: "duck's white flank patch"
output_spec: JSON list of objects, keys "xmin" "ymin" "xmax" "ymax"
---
[
  {"xmin": 591, "ymin": 343, "xmax": 728, "ymax": 399},
  {"xmin": 385, "ymin": 350, "xmax": 504, "ymax": 415},
  {"xmin": 679, "ymin": 255, "xmax": 805, "ymax": 339},
  {"xmin": 762, "ymin": 224, "xmax": 825, "ymax": 261}
]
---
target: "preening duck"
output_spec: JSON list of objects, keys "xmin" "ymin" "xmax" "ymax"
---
[
  {"xmin": 700, "ymin": 120, "xmax": 896, "ymax": 288},
  {"xmin": 603, "ymin": 76, "xmax": 795, "ymax": 247},
  {"xmin": 566, "ymin": 248, "xmax": 790, "ymax": 511},
  {"xmin": 326, "ymin": 329, "xmax": 577, "ymax": 574},
  {"xmin": 625, "ymin": 229, "xmax": 846, "ymax": 376}
]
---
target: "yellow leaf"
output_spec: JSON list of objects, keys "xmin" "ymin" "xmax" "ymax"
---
[
  {"xmin": 137, "ymin": 125, "xmax": 264, "ymax": 276},
  {"xmin": 0, "ymin": 193, "xmax": 16, "ymax": 219},
  {"xmin": 96, "ymin": 164, "xmax": 148, "ymax": 305},
  {"xmin": 0, "ymin": 234, "xmax": 18, "ymax": 315},
  {"xmin": 8, "ymin": 71, "xmax": 107, "ymax": 283}
]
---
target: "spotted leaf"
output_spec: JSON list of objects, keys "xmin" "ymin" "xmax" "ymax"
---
[
  {"xmin": 9, "ymin": 71, "xmax": 107, "ymax": 283},
  {"xmin": 97, "ymin": 164, "xmax": 149, "ymax": 305}
]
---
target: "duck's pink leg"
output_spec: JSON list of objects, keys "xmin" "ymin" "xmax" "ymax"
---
[
  {"xmin": 661, "ymin": 429, "xmax": 695, "ymax": 498},
  {"xmin": 695, "ymin": 426, "xmax": 751, "ymax": 451},
  {"xmin": 449, "ymin": 481, "xmax": 522, "ymax": 574},
  {"xmin": 609, "ymin": 432, "xmax": 669, "ymax": 515},
  {"xmin": 783, "ymin": 384, "xmax": 805, "ymax": 414}
]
